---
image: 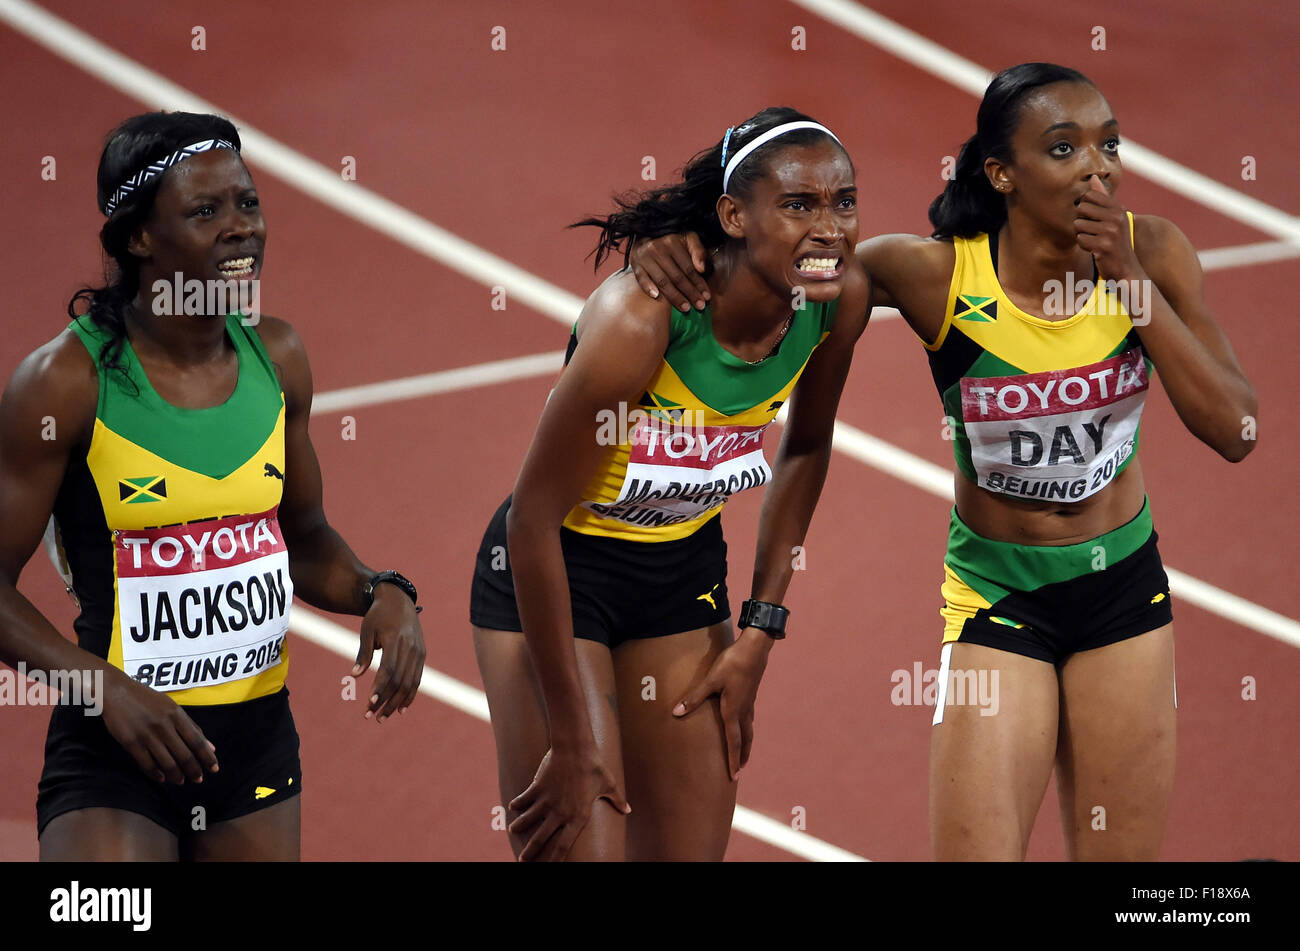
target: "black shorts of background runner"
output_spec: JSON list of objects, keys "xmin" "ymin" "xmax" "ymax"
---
[{"xmin": 470, "ymin": 495, "xmax": 731, "ymax": 648}]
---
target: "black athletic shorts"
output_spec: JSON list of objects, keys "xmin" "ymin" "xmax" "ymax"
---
[
  {"xmin": 469, "ymin": 495, "xmax": 731, "ymax": 648},
  {"xmin": 36, "ymin": 686, "xmax": 302, "ymax": 838}
]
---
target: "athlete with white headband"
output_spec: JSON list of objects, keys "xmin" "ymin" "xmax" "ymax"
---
[
  {"xmin": 632, "ymin": 63, "xmax": 1259, "ymax": 862},
  {"xmin": 0, "ymin": 110, "xmax": 426, "ymax": 861},
  {"xmin": 470, "ymin": 106, "xmax": 869, "ymax": 860}
]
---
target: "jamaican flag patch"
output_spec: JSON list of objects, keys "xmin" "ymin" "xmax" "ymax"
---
[
  {"xmin": 954, "ymin": 294, "xmax": 997, "ymax": 323},
  {"xmin": 119, "ymin": 476, "xmax": 166, "ymax": 504}
]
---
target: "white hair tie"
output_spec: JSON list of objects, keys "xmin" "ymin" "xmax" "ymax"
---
[{"xmin": 722, "ymin": 121, "xmax": 841, "ymax": 194}]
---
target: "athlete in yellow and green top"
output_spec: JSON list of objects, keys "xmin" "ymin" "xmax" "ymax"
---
[
  {"xmin": 0, "ymin": 111, "xmax": 425, "ymax": 861},
  {"xmin": 631, "ymin": 64, "xmax": 1257, "ymax": 862},
  {"xmin": 53, "ymin": 309, "xmax": 296, "ymax": 705},
  {"xmin": 470, "ymin": 106, "xmax": 870, "ymax": 861},
  {"xmin": 560, "ymin": 292, "xmax": 839, "ymax": 542}
]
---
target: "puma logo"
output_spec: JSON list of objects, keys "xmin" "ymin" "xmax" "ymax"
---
[
  {"xmin": 769, "ymin": 400, "xmax": 784, "ymax": 411},
  {"xmin": 696, "ymin": 584, "xmax": 720, "ymax": 610},
  {"xmin": 264, "ymin": 463, "xmax": 283, "ymax": 480}
]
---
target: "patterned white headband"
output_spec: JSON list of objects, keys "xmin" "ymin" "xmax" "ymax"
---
[
  {"xmin": 721, "ymin": 121, "xmax": 841, "ymax": 194},
  {"xmin": 102, "ymin": 138, "xmax": 238, "ymax": 216}
]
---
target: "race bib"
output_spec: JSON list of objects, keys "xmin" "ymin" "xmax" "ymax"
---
[
  {"xmin": 114, "ymin": 508, "xmax": 293, "ymax": 692},
  {"xmin": 585, "ymin": 417, "xmax": 772, "ymax": 527},
  {"xmin": 960, "ymin": 347, "xmax": 1148, "ymax": 502}
]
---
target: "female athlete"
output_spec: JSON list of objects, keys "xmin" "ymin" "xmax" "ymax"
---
[
  {"xmin": 630, "ymin": 64, "xmax": 1257, "ymax": 860},
  {"xmin": 0, "ymin": 111, "xmax": 426, "ymax": 861},
  {"xmin": 470, "ymin": 106, "xmax": 870, "ymax": 861}
]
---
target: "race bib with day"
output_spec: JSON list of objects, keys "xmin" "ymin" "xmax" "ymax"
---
[
  {"xmin": 584, "ymin": 417, "xmax": 772, "ymax": 528},
  {"xmin": 960, "ymin": 347, "xmax": 1149, "ymax": 502},
  {"xmin": 114, "ymin": 508, "xmax": 293, "ymax": 692}
]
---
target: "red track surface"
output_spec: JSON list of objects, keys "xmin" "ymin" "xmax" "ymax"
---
[{"xmin": 1, "ymin": 0, "xmax": 1296, "ymax": 861}]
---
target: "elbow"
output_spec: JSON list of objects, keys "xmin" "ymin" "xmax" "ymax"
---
[
  {"xmin": 1220, "ymin": 389, "xmax": 1259, "ymax": 462},
  {"xmin": 505, "ymin": 498, "xmax": 556, "ymax": 547},
  {"xmin": 1214, "ymin": 418, "xmax": 1257, "ymax": 463},
  {"xmin": 1218, "ymin": 441, "xmax": 1253, "ymax": 463}
]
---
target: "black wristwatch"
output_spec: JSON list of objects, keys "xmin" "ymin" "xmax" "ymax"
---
[
  {"xmin": 738, "ymin": 599, "xmax": 789, "ymax": 639},
  {"xmin": 362, "ymin": 570, "xmax": 421, "ymax": 613}
]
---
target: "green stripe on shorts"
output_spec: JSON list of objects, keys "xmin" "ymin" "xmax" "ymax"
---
[{"xmin": 945, "ymin": 497, "xmax": 1154, "ymax": 605}]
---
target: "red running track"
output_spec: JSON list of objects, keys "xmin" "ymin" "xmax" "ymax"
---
[{"xmin": 0, "ymin": 0, "xmax": 1296, "ymax": 860}]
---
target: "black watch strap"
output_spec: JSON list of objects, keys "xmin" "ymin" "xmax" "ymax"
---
[
  {"xmin": 738, "ymin": 599, "xmax": 788, "ymax": 639},
  {"xmin": 363, "ymin": 570, "xmax": 421, "ymax": 613}
]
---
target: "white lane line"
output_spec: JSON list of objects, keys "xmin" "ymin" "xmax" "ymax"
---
[
  {"xmin": 289, "ymin": 604, "xmax": 870, "ymax": 862},
  {"xmin": 1199, "ymin": 240, "xmax": 1300, "ymax": 272},
  {"xmin": 6, "ymin": 2, "xmax": 1293, "ymax": 666},
  {"xmin": 311, "ymin": 351, "xmax": 564, "ymax": 415},
  {"xmin": 787, "ymin": 0, "xmax": 1300, "ymax": 242}
]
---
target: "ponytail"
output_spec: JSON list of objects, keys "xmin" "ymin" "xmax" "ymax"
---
[{"xmin": 928, "ymin": 133, "xmax": 1007, "ymax": 240}]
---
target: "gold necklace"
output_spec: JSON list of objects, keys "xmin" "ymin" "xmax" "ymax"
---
[{"xmin": 744, "ymin": 310, "xmax": 795, "ymax": 365}]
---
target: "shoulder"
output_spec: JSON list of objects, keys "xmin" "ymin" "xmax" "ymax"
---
[
  {"xmin": 249, "ymin": 315, "xmax": 312, "ymax": 414},
  {"xmin": 1, "ymin": 327, "xmax": 98, "ymax": 446},
  {"xmin": 857, "ymin": 233, "xmax": 955, "ymax": 283},
  {"xmin": 1132, "ymin": 214, "xmax": 1201, "ymax": 290},
  {"xmin": 249, "ymin": 314, "xmax": 306, "ymax": 364},
  {"xmin": 1132, "ymin": 213, "xmax": 1193, "ymax": 260},
  {"xmin": 574, "ymin": 269, "xmax": 672, "ymax": 353}
]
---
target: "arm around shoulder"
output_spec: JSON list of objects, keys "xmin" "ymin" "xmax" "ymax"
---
[{"xmin": 856, "ymin": 233, "xmax": 953, "ymax": 343}]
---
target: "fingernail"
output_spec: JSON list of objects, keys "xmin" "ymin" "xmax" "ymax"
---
[
  {"xmin": 365, "ymin": 711, "xmax": 372, "ymax": 719},
  {"xmin": 370, "ymin": 695, "xmax": 379, "ymax": 704},
  {"xmin": 672, "ymin": 702, "xmax": 686, "ymax": 716},
  {"xmin": 378, "ymin": 715, "xmax": 386, "ymax": 723},
  {"xmin": 650, "ymin": 288, "xmax": 659, "ymax": 299},
  {"xmin": 352, "ymin": 666, "xmax": 362, "ymax": 675},
  {"xmin": 696, "ymin": 300, "xmax": 706, "ymax": 311}
]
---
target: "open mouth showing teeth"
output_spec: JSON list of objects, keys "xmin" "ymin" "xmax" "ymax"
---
[
  {"xmin": 218, "ymin": 256, "xmax": 255, "ymax": 277},
  {"xmin": 795, "ymin": 256, "xmax": 842, "ymax": 276}
]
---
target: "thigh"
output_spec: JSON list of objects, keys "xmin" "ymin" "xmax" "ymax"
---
[
  {"xmin": 40, "ymin": 808, "xmax": 179, "ymax": 861},
  {"xmin": 612, "ymin": 621, "xmax": 736, "ymax": 862},
  {"xmin": 472, "ymin": 626, "xmax": 626, "ymax": 861},
  {"xmin": 187, "ymin": 795, "xmax": 301, "ymax": 861},
  {"xmin": 930, "ymin": 641, "xmax": 1060, "ymax": 861},
  {"xmin": 1055, "ymin": 623, "xmax": 1176, "ymax": 861}
]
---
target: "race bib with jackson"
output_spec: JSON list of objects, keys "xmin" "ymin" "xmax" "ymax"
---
[
  {"xmin": 584, "ymin": 417, "xmax": 772, "ymax": 528},
  {"xmin": 114, "ymin": 508, "xmax": 293, "ymax": 692},
  {"xmin": 960, "ymin": 347, "xmax": 1148, "ymax": 502}
]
